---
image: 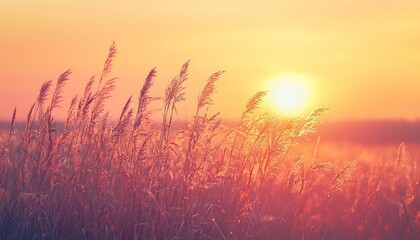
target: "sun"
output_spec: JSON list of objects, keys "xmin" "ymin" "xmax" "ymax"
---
[{"xmin": 268, "ymin": 74, "xmax": 310, "ymax": 116}]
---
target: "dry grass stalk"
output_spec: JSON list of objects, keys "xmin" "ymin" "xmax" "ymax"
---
[
  {"xmin": 50, "ymin": 69, "xmax": 71, "ymax": 113},
  {"xmin": 197, "ymin": 71, "xmax": 224, "ymax": 110},
  {"xmin": 397, "ymin": 141, "xmax": 406, "ymax": 172},
  {"xmin": 161, "ymin": 61, "xmax": 189, "ymax": 146},
  {"xmin": 65, "ymin": 96, "xmax": 78, "ymax": 128},
  {"xmin": 134, "ymin": 68, "xmax": 157, "ymax": 130},
  {"xmin": 9, "ymin": 107, "xmax": 16, "ymax": 136},
  {"xmin": 98, "ymin": 41, "xmax": 117, "ymax": 88},
  {"xmin": 329, "ymin": 160, "xmax": 357, "ymax": 196}
]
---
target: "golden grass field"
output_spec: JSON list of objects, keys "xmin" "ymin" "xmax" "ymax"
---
[{"xmin": 0, "ymin": 44, "xmax": 419, "ymax": 239}]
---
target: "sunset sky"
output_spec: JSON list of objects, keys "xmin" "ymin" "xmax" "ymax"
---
[{"xmin": 1, "ymin": 1, "xmax": 420, "ymax": 122}]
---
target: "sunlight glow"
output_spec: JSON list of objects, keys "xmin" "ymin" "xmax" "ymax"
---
[{"xmin": 268, "ymin": 74, "xmax": 309, "ymax": 116}]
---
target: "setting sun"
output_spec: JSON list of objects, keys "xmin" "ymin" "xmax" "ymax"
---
[{"xmin": 268, "ymin": 75, "xmax": 309, "ymax": 116}]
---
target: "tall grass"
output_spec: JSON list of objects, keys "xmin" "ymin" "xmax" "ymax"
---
[{"xmin": 0, "ymin": 43, "xmax": 419, "ymax": 239}]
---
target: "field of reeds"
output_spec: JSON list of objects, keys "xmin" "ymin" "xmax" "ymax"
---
[{"xmin": 0, "ymin": 43, "xmax": 419, "ymax": 239}]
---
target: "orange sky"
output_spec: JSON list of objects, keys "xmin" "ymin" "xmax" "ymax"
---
[{"xmin": 1, "ymin": 1, "xmax": 420, "ymax": 122}]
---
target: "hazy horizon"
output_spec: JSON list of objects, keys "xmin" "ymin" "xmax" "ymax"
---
[{"xmin": 3, "ymin": 118, "xmax": 420, "ymax": 144}]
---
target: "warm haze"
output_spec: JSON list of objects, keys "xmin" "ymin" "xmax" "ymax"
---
[
  {"xmin": 1, "ymin": 1, "xmax": 420, "ymax": 121},
  {"xmin": 1, "ymin": 1, "xmax": 419, "ymax": 240}
]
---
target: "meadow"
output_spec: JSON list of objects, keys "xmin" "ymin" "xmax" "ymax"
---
[{"xmin": 0, "ymin": 43, "xmax": 418, "ymax": 239}]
